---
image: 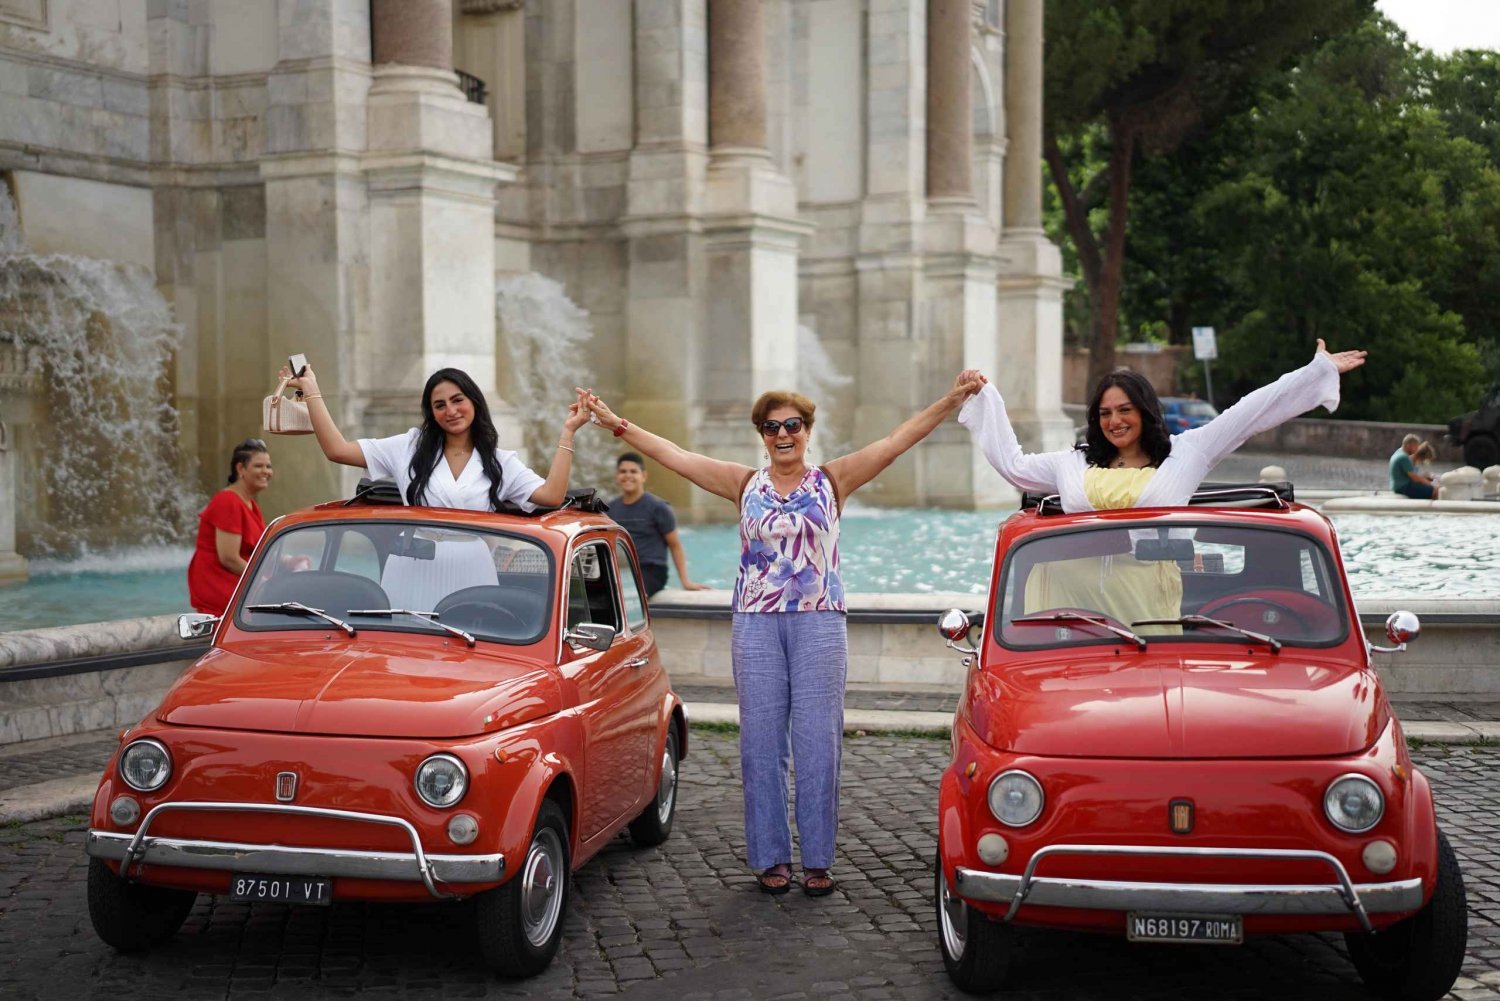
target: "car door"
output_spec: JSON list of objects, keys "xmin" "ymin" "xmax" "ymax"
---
[
  {"xmin": 559, "ymin": 538, "xmax": 642, "ymax": 841},
  {"xmin": 612, "ymin": 536, "xmax": 669, "ymax": 813}
]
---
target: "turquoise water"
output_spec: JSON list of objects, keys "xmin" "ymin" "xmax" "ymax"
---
[{"xmin": 1, "ymin": 510, "xmax": 1495, "ymax": 632}]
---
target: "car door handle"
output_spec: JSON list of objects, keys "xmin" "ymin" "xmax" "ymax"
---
[{"xmin": 624, "ymin": 657, "xmax": 651, "ymax": 669}]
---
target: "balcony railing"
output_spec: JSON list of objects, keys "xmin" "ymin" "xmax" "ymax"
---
[{"xmin": 455, "ymin": 69, "xmax": 487, "ymax": 106}]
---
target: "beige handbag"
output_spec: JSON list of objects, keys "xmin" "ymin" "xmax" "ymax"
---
[{"xmin": 262, "ymin": 375, "xmax": 315, "ymax": 435}]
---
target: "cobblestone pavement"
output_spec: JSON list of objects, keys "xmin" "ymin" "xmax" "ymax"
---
[{"xmin": 2, "ymin": 731, "xmax": 1498, "ymax": 1000}]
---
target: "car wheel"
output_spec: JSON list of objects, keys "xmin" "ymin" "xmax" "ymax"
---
[
  {"xmin": 935, "ymin": 848, "xmax": 1015, "ymax": 993},
  {"xmin": 1344, "ymin": 828, "xmax": 1467, "ymax": 1001},
  {"xmin": 476, "ymin": 799, "xmax": 570, "ymax": 978},
  {"xmin": 1463, "ymin": 433, "xmax": 1499, "ymax": 471},
  {"xmin": 627, "ymin": 726, "xmax": 679, "ymax": 847},
  {"xmin": 87, "ymin": 858, "xmax": 196, "ymax": 952}
]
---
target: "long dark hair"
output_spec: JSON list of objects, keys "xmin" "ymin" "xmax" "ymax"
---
[
  {"xmin": 227, "ymin": 438, "xmax": 268, "ymax": 485},
  {"xmin": 407, "ymin": 368, "xmax": 506, "ymax": 509},
  {"xmin": 1077, "ymin": 369, "xmax": 1172, "ymax": 468}
]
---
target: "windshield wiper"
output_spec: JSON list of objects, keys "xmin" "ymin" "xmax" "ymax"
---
[
  {"xmin": 1012, "ymin": 612, "xmax": 1147, "ymax": 651},
  {"xmin": 348, "ymin": 608, "xmax": 476, "ymax": 648},
  {"xmin": 1131, "ymin": 615, "xmax": 1282, "ymax": 654},
  {"xmin": 246, "ymin": 602, "xmax": 356, "ymax": 636}
]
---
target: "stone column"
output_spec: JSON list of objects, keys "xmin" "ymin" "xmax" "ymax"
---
[
  {"xmin": 995, "ymin": 0, "xmax": 1074, "ymax": 466},
  {"xmin": 926, "ymin": 0, "xmax": 973, "ymax": 201},
  {"xmin": 1002, "ymin": 0, "xmax": 1043, "ymax": 233},
  {"xmin": 708, "ymin": 0, "xmax": 768, "ymax": 156},
  {"xmin": 372, "ymin": 0, "xmax": 453, "ymax": 69},
  {"xmin": 0, "ymin": 422, "xmax": 27, "ymax": 582}
]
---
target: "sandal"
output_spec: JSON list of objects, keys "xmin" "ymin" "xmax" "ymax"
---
[
  {"xmin": 803, "ymin": 868, "xmax": 835, "ymax": 897},
  {"xmin": 757, "ymin": 863, "xmax": 793, "ymax": 896}
]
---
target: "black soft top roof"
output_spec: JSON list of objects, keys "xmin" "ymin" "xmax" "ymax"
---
[
  {"xmin": 1021, "ymin": 481, "xmax": 1295, "ymax": 515},
  {"xmin": 344, "ymin": 478, "xmax": 610, "ymax": 515}
]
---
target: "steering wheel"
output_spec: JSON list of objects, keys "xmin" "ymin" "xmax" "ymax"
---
[
  {"xmin": 438, "ymin": 602, "xmax": 527, "ymax": 638},
  {"xmin": 1197, "ymin": 591, "xmax": 1323, "ymax": 635}
]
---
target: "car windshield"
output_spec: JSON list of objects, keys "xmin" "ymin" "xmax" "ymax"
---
[
  {"xmin": 1179, "ymin": 401, "xmax": 1218, "ymax": 418},
  {"xmin": 995, "ymin": 523, "xmax": 1348, "ymax": 649},
  {"xmin": 236, "ymin": 521, "xmax": 554, "ymax": 644}
]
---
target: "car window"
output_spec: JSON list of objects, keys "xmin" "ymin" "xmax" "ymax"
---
[
  {"xmin": 1181, "ymin": 401, "xmax": 1217, "ymax": 418},
  {"xmin": 238, "ymin": 521, "xmax": 554, "ymax": 644},
  {"xmin": 996, "ymin": 523, "xmax": 1348, "ymax": 649},
  {"xmin": 615, "ymin": 539, "xmax": 648, "ymax": 632},
  {"xmin": 566, "ymin": 541, "xmax": 623, "ymax": 635}
]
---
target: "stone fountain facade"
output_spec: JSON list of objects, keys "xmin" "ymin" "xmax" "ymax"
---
[{"xmin": 0, "ymin": 0, "xmax": 1071, "ymax": 532}]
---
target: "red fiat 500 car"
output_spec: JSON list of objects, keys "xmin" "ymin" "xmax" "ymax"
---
[
  {"xmin": 934, "ymin": 484, "xmax": 1467, "ymax": 1000},
  {"xmin": 84, "ymin": 489, "xmax": 684, "ymax": 978}
]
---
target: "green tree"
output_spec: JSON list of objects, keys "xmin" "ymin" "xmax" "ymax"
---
[{"xmin": 1044, "ymin": 0, "xmax": 1373, "ymax": 389}]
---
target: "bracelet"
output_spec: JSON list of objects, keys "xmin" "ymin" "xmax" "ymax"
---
[
  {"xmin": 556, "ymin": 442, "xmax": 574, "ymax": 453},
  {"xmin": 612, "ymin": 418, "xmax": 631, "ymax": 438},
  {"xmin": 304, "ymin": 393, "xmax": 323, "ymax": 400}
]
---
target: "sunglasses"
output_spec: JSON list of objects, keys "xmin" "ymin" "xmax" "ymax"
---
[{"xmin": 759, "ymin": 418, "xmax": 805, "ymax": 437}]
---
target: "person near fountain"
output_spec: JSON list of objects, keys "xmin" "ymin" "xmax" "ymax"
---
[
  {"xmin": 961, "ymin": 340, "xmax": 1368, "ymax": 513},
  {"xmin": 280, "ymin": 363, "xmax": 588, "ymax": 512},
  {"xmin": 1390, "ymin": 434, "xmax": 1439, "ymax": 500},
  {"xmin": 608, "ymin": 452, "xmax": 711, "ymax": 598},
  {"xmin": 187, "ymin": 438, "xmax": 273, "ymax": 616},
  {"xmin": 579, "ymin": 371, "xmax": 985, "ymax": 898}
]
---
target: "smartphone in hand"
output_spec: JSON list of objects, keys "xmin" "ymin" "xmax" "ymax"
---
[{"xmin": 288, "ymin": 353, "xmax": 308, "ymax": 378}]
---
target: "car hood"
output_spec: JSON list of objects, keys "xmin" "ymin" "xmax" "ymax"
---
[
  {"xmin": 971, "ymin": 652, "xmax": 1384, "ymax": 759},
  {"xmin": 158, "ymin": 639, "xmax": 563, "ymax": 739}
]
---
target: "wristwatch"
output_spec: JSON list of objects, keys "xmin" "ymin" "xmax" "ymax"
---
[{"xmin": 613, "ymin": 419, "xmax": 630, "ymax": 438}]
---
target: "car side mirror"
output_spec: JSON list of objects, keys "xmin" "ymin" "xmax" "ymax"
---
[
  {"xmin": 937, "ymin": 609, "xmax": 979, "ymax": 655},
  {"xmin": 565, "ymin": 622, "xmax": 616, "ymax": 652},
  {"xmin": 1369, "ymin": 610, "xmax": 1420, "ymax": 654},
  {"xmin": 178, "ymin": 613, "xmax": 219, "ymax": 640}
]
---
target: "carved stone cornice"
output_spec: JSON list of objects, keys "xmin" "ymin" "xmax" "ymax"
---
[{"xmin": 459, "ymin": 0, "xmax": 523, "ymax": 14}]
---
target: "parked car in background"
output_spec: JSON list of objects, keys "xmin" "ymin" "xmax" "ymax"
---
[
  {"xmin": 1446, "ymin": 383, "xmax": 1500, "ymax": 470},
  {"xmin": 933, "ymin": 483, "xmax": 1466, "ymax": 1000},
  {"xmin": 84, "ymin": 488, "xmax": 684, "ymax": 979},
  {"xmin": 1160, "ymin": 396, "xmax": 1219, "ymax": 435}
]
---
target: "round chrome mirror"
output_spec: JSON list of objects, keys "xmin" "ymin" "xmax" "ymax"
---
[
  {"xmin": 1385, "ymin": 610, "xmax": 1420, "ymax": 647},
  {"xmin": 177, "ymin": 612, "xmax": 218, "ymax": 640},
  {"xmin": 937, "ymin": 608, "xmax": 972, "ymax": 643}
]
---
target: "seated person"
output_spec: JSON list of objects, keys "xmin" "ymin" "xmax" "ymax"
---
[{"xmin": 1390, "ymin": 433, "xmax": 1437, "ymax": 499}]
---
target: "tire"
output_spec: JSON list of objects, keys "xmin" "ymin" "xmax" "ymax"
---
[
  {"xmin": 628, "ymin": 727, "xmax": 679, "ymax": 847},
  {"xmin": 1462, "ymin": 433, "xmax": 1499, "ymax": 471},
  {"xmin": 476, "ymin": 799, "xmax": 570, "ymax": 978},
  {"xmin": 86, "ymin": 858, "xmax": 196, "ymax": 953},
  {"xmin": 936, "ymin": 848, "xmax": 1016, "ymax": 994},
  {"xmin": 1345, "ymin": 828, "xmax": 1468, "ymax": 1001}
]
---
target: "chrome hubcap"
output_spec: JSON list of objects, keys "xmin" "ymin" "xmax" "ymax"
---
[
  {"xmin": 656, "ymin": 745, "xmax": 677, "ymax": 825},
  {"xmin": 938, "ymin": 868, "xmax": 967, "ymax": 960},
  {"xmin": 520, "ymin": 828, "xmax": 564, "ymax": 947}
]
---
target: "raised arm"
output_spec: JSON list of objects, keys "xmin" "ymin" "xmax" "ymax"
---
[
  {"xmin": 527, "ymin": 403, "xmax": 590, "ymax": 507},
  {"xmin": 580, "ymin": 389, "xmax": 753, "ymax": 504},
  {"xmin": 281, "ymin": 364, "xmax": 366, "ymax": 467},
  {"xmin": 821, "ymin": 370, "xmax": 982, "ymax": 500},
  {"xmin": 1175, "ymin": 339, "xmax": 1366, "ymax": 469},
  {"xmin": 957, "ymin": 377, "xmax": 1075, "ymax": 494}
]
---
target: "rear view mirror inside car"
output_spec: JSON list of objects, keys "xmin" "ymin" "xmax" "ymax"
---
[
  {"xmin": 1133, "ymin": 537, "xmax": 1195, "ymax": 562},
  {"xmin": 393, "ymin": 533, "xmax": 436, "ymax": 560}
]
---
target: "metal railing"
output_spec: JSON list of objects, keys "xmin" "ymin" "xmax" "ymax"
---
[{"xmin": 455, "ymin": 68, "xmax": 487, "ymax": 106}]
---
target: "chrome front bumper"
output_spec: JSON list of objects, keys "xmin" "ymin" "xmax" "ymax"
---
[
  {"xmin": 955, "ymin": 844, "xmax": 1425, "ymax": 933},
  {"xmin": 87, "ymin": 801, "xmax": 503, "ymax": 900}
]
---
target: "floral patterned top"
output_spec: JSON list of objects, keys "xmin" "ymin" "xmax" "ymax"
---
[{"xmin": 733, "ymin": 466, "xmax": 845, "ymax": 613}]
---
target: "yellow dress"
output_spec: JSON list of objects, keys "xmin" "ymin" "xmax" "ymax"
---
[{"xmin": 1021, "ymin": 467, "xmax": 1183, "ymax": 635}]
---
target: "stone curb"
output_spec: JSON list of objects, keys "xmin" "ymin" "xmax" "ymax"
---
[{"xmin": 3, "ymin": 710, "xmax": 1495, "ymax": 826}]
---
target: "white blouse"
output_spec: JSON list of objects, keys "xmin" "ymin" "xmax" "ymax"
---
[
  {"xmin": 358, "ymin": 429, "xmax": 546, "ymax": 512},
  {"xmin": 958, "ymin": 353, "xmax": 1341, "ymax": 512}
]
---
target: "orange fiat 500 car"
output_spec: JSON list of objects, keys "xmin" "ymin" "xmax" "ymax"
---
[
  {"xmin": 84, "ymin": 488, "xmax": 684, "ymax": 978},
  {"xmin": 934, "ymin": 484, "xmax": 1467, "ymax": 1000}
]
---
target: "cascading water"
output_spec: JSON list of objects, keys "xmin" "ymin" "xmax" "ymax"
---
[
  {"xmin": 0, "ymin": 186, "xmax": 197, "ymax": 553},
  {"xmin": 796, "ymin": 324, "xmax": 853, "ymax": 459},
  {"xmin": 494, "ymin": 272, "xmax": 614, "ymax": 492}
]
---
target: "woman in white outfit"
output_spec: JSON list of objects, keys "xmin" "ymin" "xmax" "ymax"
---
[
  {"xmin": 282, "ymin": 364, "xmax": 590, "ymax": 609},
  {"xmin": 960, "ymin": 339, "xmax": 1368, "ymax": 513}
]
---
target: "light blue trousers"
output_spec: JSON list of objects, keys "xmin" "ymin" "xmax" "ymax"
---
[{"xmin": 731, "ymin": 611, "xmax": 848, "ymax": 870}]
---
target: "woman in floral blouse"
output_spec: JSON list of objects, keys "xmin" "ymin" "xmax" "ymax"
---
[{"xmin": 580, "ymin": 371, "xmax": 983, "ymax": 896}]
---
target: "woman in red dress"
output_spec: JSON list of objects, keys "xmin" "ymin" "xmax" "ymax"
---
[{"xmin": 187, "ymin": 438, "xmax": 272, "ymax": 615}]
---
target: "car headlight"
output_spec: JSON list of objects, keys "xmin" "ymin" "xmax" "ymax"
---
[
  {"xmin": 415, "ymin": 753, "xmax": 468, "ymax": 808},
  {"xmin": 119, "ymin": 739, "xmax": 172, "ymax": 792},
  {"xmin": 987, "ymin": 770, "xmax": 1044, "ymax": 827},
  {"xmin": 1325, "ymin": 774, "xmax": 1384, "ymax": 833}
]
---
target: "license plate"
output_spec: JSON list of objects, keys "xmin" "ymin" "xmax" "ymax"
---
[
  {"xmin": 1126, "ymin": 912, "xmax": 1242, "ymax": 945},
  {"xmin": 230, "ymin": 873, "xmax": 332, "ymax": 906}
]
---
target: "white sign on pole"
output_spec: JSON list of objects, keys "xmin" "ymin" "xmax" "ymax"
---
[{"xmin": 1191, "ymin": 326, "xmax": 1218, "ymax": 361}]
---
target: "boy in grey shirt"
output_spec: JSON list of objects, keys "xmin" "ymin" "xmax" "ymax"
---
[{"xmin": 607, "ymin": 452, "xmax": 710, "ymax": 597}]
